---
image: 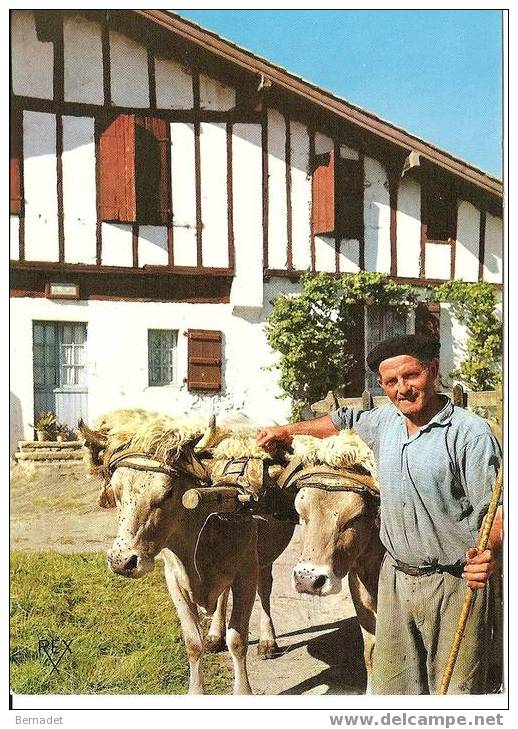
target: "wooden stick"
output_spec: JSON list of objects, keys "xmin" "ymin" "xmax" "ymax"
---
[
  {"xmin": 439, "ymin": 464, "xmax": 503, "ymax": 694},
  {"xmin": 182, "ymin": 486, "xmax": 252, "ymax": 511}
]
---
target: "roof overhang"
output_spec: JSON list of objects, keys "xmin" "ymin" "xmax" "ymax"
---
[{"xmin": 134, "ymin": 9, "xmax": 502, "ymax": 200}]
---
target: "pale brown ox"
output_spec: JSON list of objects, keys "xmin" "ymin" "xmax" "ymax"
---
[{"xmin": 80, "ymin": 418, "xmax": 293, "ymax": 694}]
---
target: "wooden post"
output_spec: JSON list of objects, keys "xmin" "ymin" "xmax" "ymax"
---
[
  {"xmin": 452, "ymin": 383, "xmax": 467, "ymax": 408},
  {"xmin": 362, "ymin": 388, "xmax": 374, "ymax": 410}
]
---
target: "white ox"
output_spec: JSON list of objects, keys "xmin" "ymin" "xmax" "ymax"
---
[
  {"xmin": 80, "ymin": 411, "xmax": 294, "ymax": 694},
  {"xmin": 287, "ymin": 432, "xmax": 385, "ymax": 685}
]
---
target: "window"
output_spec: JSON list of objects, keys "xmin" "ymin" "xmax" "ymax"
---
[
  {"xmin": 422, "ymin": 177, "xmax": 457, "ymax": 243},
  {"xmin": 148, "ymin": 330, "xmax": 178, "ymax": 386},
  {"xmin": 365, "ymin": 306, "xmax": 408, "ymax": 393},
  {"xmin": 33, "ymin": 322, "xmax": 87, "ymax": 388},
  {"xmin": 98, "ymin": 114, "xmax": 170, "ymax": 225},
  {"xmin": 311, "ymin": 148, "xmax": 364, "ymax": 239}
]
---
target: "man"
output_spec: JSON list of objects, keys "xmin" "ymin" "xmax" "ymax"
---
[{"xmin": 257, "ymin": 334, "xmax": 502, "ymax": 694}]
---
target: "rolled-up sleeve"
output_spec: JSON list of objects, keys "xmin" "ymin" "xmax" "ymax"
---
[
  {"xmin": 460, "ymin": 432, "xmax": 502, "ymax": 531},
  {"xmin": 330, "ymin": 406, "xmax": 386, "ymax": 451}
]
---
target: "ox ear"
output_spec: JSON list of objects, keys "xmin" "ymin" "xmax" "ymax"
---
[
  {"xmin": 78, "ymin": 419, "xmax": 108, "ymax": 450},
  {"xmin": 179, "ymin": 436, "xmax": 209, "ymax": 481}
]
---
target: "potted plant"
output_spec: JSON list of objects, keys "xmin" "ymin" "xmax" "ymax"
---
[
  {"xmin": 55, "ymin": 422, "xmax": 69, "ymax": 442},
  {"xmin": 29, "ymin": 411, "xmax": 56, "ymax": 442}
]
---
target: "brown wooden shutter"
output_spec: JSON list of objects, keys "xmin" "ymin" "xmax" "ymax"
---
[
  {"xmin": 311, "ymin": 151, "xmax": 335, "ymax": 236},
  {"xmin": 10, "ymin": 111, "xmax": 22, "ymax": 215},
  {"xmin": 415, "ymin": 302, "xmax": 441, "ymax": 340},
  {"xmin": 99, "ymin": 114, "xmax": 136, "ymax": 223},
  {"xmin": 135, "ymin": 116, "xmax": 170, "ymax": 226},
  {"xmin": 187, "ymin": 330, "xmax": 222, "ymax": 391}
]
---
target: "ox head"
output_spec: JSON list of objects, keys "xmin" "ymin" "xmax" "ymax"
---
[
  {"xmin": 293, "ymin": 486, "xmax": 378, "ymax": 596},
  {"xmin": 80, "ymin": 420, "xmax": 205, "ymax": 579}
]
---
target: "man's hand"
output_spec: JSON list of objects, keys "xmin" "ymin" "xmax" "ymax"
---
[
  {"xmin": 256, "ymin": 426, "xmax": 293, "ymax": 455},
  {"xmin": 462, "ymin": 548, "xmax": 497, "ymax": 589}
]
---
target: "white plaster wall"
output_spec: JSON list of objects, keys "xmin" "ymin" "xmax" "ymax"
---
[
  {"xmin": 199, "ymin": 74, "xmax": 236, "ymax": 111},
  {"xmin": 267, "ymin": 110, "xmax": 288, "ymax": 269},
  {"xmin": 484, "ymin": 213, "xmax": 503, "ymax": 283},
  {"xmin": 456, "ymin": 200, "xmax": 480, "ymax": 282},
  {"xmin": 425, "ymin": 242, "xmax": 451, "ymax": 280},
  {"xmin": 23, "ymin": 111, "xmax": 59, "ymax": 262},
  {"xmin": 109, "ymin": 30, "xmax": 149, "ymax": 108},
  {"xmin": 290, "ymin": 121, "xmax": 312, "ymax": 271},
  {"xmin": 139, "ymin": 226, "xmax": 168, "ymax": 266},
  {"xmin": 230, "ymin": 124, "xmax": 263, "ymax": 308},
  {"xmin": 363, "ymin": 156, "xmax": 391, "ymax": 273},
  {"xmin": 438, "ymin": 303, "xmax": 469, "ymax": 388},
  {"xmin": 314, "ymin": 132, "xmax": 333, "ymax": 155},
  {"xmin": 101, "ymin": 223, "xmax": 133, "ymax": 267},
  {"xmin": 62, "ymin": 116, "xmax": 97, "ymax": 264},
  {"xmin": 155, "ymin": 56, "xmax": 193, "ymax": 109},
  {"xmin": 338, "ymin": 239, "xmax": 360, "ymax": 273},
  {"xmin": 397, "ymin": 177, "xmax": 421, "ymax": 278},
  {"xmin": 11, "ymin": 10, "xmax": 53, "ymax": 100},
  {"xmin": 170, "ymin": 123, "xmax": 197, "ymax": 267},
  {"xmin": 314, "ymin": 236, "xmax": 336, "ymax": 272},
  {"xmin": 10, "ymin": 217, "xmax": 20, "ymax": 261},
  {"xmin": 9, "ymin": 295, "xmax": 294, "ymax": 450},
  {"xmin": 200, "ymin": 122, "xmax": 229, "ymax": 268},
  {"xmin": 63, "ymin": 14, "xmax": 104, "ymax": 105}
]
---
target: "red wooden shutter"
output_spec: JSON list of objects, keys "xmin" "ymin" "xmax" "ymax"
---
[
  {"xmin": 99, "ymin": 114, "xmax": 136, "ymax": 223},
  {"xmin": 415, "ymin": 302, "xmax": 441, "ymax": 340},
  {"xmin": 10, "ymin": 111, "xmax": 22, "ymax": 215},
  {"xmin": 311, "ymin": 151, "xmax": 335, "ymax": 236},
  {"xmin": 188, "ymin": 330, "xmax": 222, "ymax": 391},
  {"xmin": 135, "ymin": 116, "xmax": 170, "ymax": 225}
]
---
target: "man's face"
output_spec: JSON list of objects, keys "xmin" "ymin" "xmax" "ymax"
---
[{"xmin": 377, "ymin": 354, "xmax": 438, "ymax": 418}]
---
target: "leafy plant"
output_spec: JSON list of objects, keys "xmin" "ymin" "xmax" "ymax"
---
[
  {"xmin": 29, "ymin": 411, "xmax": 56, "ymax": 432},
  {"xmin": 434, "ymin": 281, "xmax": 502, "ymax": 390},
  {"xmin": 265, "ymin": 272, "xmax": 419, "ymax": 419}
]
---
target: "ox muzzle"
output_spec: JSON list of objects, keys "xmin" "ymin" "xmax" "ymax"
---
[
  {"xmin": 107, "ymin": 547, "xmax": 155, "ymax": 578},
  {"xmin": 292, "ymin": 561, "xmax": 342, "ymax": 596}
]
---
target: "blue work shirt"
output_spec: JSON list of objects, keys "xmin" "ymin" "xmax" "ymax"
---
[{"xmin": 330, "ymin": 397, "xmax": 501, "ymax": 567}]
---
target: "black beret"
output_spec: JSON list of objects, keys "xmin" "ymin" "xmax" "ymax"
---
[{"xmin": 366, "ymin": 334, "xmax": 440, "ymax": 372}]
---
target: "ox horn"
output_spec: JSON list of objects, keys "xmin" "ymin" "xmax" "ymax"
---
[
  {"xmin": 78, "ymin": 419, "xmax": 108, "ymax": 449},
  {"xmin": 194, "ymin": 414, "xmax": 218, "ymax": 452}
]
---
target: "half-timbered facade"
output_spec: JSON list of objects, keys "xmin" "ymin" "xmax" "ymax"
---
[{"xmin": 9, "ymin": 10, "xmax": 503, "ymax": 449}]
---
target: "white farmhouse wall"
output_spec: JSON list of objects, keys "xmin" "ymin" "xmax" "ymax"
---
[
  {"xmin": 155, "ymin": 56, "xmax": 193, "ymax": 109},
  {"xmin": 456, "ymin": 201, "xmax": 480, "ymax": 282},
  {"xmin": 11, "ymin": 10, "xmax": 54, "ymax": 100},
  {"xmin": 9, "ymin": 295, "xmax": 294, "ymax": 449},
  {"xmin": 23, "ymin": 111, "xmax": 59, "ymax": 262},
  {"xmin": 338, "ymin": 239, "xmax": 360, "ymax": 273},
  {"xmin": 314, "ymin": 236, "xmax": 336, "ymax": 272},
  {"xmin": 425, "ymin": 242, "xmax": 450, "ymax": 280},
  {"xmin": 363, "ymin": 156, "xmax": 391, "ymax": 273},
  {"xmin": 139, "ymin": 226, "xmax": 169, "ymax": 266},
  {"xmin": 170, "ymin": 122, "xmax": 197, "ymax": 266},
  {"xmin": 267, "ymin": 110, "xmax": 288, "ymax": 269},
  {"xmin": 290, "ymin": 121, "xmax": 312, "ymax": 271},
  {"xmin": 109, "ymin": 29, "xmax": 149, "ymax": 108},
  {"xmin": 199, "ymin": 74, "xmax": 235, "ymax": 111},
  {"xmin": 397, "ymin": 177, "xmax": 421, "ymax": 278},
  {"xmin": 314, "ymin": 132, "xmax": 333, "ymax": 155},
  {"xmin": 439, "ymin": 303, "xmax": 469, "ymax": 388},
  {"xmin": 230, "ymin": 124, "xmax": 263, "ymax": 308},
  {"xmin": 63, "ymin": 14, "xmax": 104, "ymax": 105},
  {"xmin": 101, "ymin": 223, "xmax": 133, "ymax": 267},
  {"xmin": 10, "ymin": 217, "xmax": 20, "ymax": 261},
  {"xmin": 62, "ymin": 115, "xmax": 97, "ymax": 264},
  {"xmin": 200, "ymin": 122, "xmax": 229, "ymax": 268},
  {"xmin": 484, "ymin": 213, "xmax": 503, "ymax": 283}
]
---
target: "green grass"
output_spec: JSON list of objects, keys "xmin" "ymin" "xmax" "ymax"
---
[{"xmin": 10, "ymin": 551, "xmax": 232, "ymax": 695}]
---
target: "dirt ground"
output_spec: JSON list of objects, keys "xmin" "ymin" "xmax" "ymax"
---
[{"xmin": 10, "ymin": 462, "xmax": 365, "ymax": 695}]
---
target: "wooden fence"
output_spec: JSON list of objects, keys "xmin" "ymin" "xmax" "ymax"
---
[{"xmin": 311, "ymin": 383, "xmax": 503, "ymax": 443}]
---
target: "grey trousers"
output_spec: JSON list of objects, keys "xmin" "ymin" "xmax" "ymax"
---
[{"xmin": 371, "ymin": 553, "xmax": 496, "ymax": 695}]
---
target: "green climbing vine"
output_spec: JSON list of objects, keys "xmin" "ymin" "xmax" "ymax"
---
[
  {"xmin": 265, "ymin": 272, "xmax": 419, "ymax": 420},
  {"xmin": 433, "ymin": 280, "xmax": 502, "ymax": 390}
]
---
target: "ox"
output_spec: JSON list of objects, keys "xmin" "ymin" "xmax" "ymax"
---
[
  {"xmin": 80, "ymin": 412, "xmax": 294, "ymax": 694},
  {"xmin": 284, "ymin": 432, "xmax": 385, "ymax": 686}
]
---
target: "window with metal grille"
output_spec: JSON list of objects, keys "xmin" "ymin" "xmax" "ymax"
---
[
  {"xmin": 148, "ymin": 330, "xmax": 178, "ymax": 386},
  {"xmin": 33, "ymin": 322, "xmax": 87, "ymax": 388}
]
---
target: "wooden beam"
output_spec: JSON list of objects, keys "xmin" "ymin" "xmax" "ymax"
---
[
  {"xmin": 478, "ymin": 209, "xmax": 487, "ymax": 282},
  {"xmin": 56, "ymin": 114, "xmax": 65, "ymax": 262},
  {"xmin": 226, "ymin": 121, "xmax": 235, "ymax": 270},
  {"xmin": 285, "ymin": 113, "xmax": 293, "ymax": 270},
  {"xmin": 193, "ymin": 71, "xmax": 202, "ymax": 267},
  {"xmin": 101, "ymin": 11, "xmax": 111, "ymax": 106}
]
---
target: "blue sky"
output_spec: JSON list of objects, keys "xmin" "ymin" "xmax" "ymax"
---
[{"xmin": 177, "ymin": 10, "xmax": 502, "ymax": 177}]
